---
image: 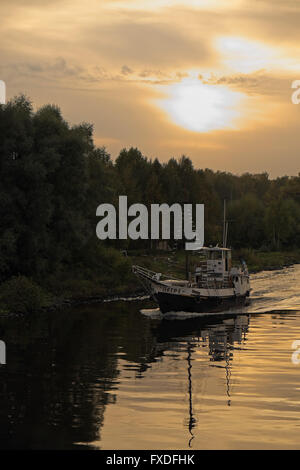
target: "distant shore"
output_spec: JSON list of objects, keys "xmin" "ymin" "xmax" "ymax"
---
[
  {"xmin": 1, "ymin": 249, "xmax": 300, "ymax": 317},
  {"xmin": 47, "ymin": 249, "xmax": 300, "ymax": 307},
  {"xmin": 71, "ymin": 249, "xmax": 300, "ymax": 304}
]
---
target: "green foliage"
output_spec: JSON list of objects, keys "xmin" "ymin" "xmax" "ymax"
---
[
  {"xmin": 1, "ymin": 94, "xmax": 300, "ymax": 307},
  {"xmin": 227, "ymin": 194, "xmax": 265, "ymax": 248},
  {"xmin": 0, "ymin": 276, "xmax": 51, "ymax": 314},
  {"xmin": 234, "ymin": 249, "xmax": 300, "ymax": 273}
]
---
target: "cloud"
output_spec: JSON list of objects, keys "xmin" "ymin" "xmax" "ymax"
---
[
  {"xmin": 102, "ymin": 0, "xmax": 243, "ymax": 12},
  {"xmin": 0, "ymin": 58, "xmax": 88, "ymax": 84},
  {"xmin": 203, "ymin": 72, "xmax": 291, "ymax": 98},
  {"xmin": 86, "ymin": 21, "xmax": 212, "ymax": 69},
  {"xmin": 121, "ymin": 65, "xmax": 134, "ymax": 75},
  {"xmin": 1, "ymin": 0, "xmax": 300, "ymax": 177},
  {"xmin": 0, "ymin": 56, "xmax": 187, "ymax": 92}
]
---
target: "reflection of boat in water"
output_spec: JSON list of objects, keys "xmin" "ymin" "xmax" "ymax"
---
[
  {"xmin": 186, "ymin": 315, "xmax": 250, "ymax": 446},
  {"xmin": 143, "ymin": 313, "xmax": 250, "ymax": 447},
  {"xmin": 133, "ymin": 246, "xmax": 251, "ymax": 314}
]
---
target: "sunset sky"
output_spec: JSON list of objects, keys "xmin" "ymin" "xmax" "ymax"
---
[{"xmin": 1, "ymin": 0, "xmax": 300, "ymax": 176}]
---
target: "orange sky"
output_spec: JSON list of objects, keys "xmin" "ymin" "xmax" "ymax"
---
[{"xmin": 1, "ymin": 0, "xmax": 300, "ymax": 176}]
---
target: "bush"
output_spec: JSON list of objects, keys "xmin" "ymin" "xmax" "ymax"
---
[{"xmin": 0, "ymin": 276, "xmax": 51, "ymax": 314}]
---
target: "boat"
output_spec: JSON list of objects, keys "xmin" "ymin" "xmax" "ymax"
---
[{"xmin": 132, "ymin": 246, "xmax": 251, "ymax": 314}]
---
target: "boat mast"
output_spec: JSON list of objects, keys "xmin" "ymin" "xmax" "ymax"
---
[
  {"xmin": 223, "ymin": 199, "xmax": 228, "ymax": 248},
  {"xmin": 185, "ymin": 204, "xmax": 193, "ymax": 280},
  {"xmin": 185, "ymin": 251, "xmax": 189, "ymax": 281}
]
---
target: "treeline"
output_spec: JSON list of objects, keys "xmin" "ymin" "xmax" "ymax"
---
[{"xmin": 1, "ymin": 96, "xmax": 300, "ymax": 288}]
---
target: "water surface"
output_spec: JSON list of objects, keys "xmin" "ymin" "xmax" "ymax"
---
[{"xmin": 0, "ymin": 266, "xmax": 300, "ymax": 449}]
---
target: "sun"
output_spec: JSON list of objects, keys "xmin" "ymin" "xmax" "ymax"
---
[{"xmin": 157, "ymin": 77, "xmax": 244, "ymax": 133}]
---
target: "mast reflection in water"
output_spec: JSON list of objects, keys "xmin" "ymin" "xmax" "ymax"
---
[{"xmin": 148, "ymin": 313, "xmax": 250, "ymax": 447}]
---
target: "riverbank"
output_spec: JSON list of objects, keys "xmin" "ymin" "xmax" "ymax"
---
[
  {"xmin": 236, "ymin": 250, "xmax": 300, "ymax": 273},
  {"xmin": 130, "ymin": 248, "xmax": 300, "ymax": 277},
  {"xmin": 1, "ymin": 249, "xmax": 300, "ymax": 315}
]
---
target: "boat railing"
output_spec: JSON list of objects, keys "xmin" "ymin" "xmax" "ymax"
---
[
  {"xmin": 197, "ymin": 280, "xmax": 233, "ymax": 289},
  {"xmin": 196, "ymin": 272, "xmax": 233, "ymax": 289},
  {"xmin": 132, "ymin": 265, "xmax": 162, "ymax": 281}
]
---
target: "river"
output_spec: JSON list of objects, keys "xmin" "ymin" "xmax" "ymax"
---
[{"xmin": 0, "ymin": 265, "xmax": 300, "ymax": 449}]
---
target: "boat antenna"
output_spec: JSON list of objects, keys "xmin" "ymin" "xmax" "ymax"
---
[
  {"xmin": 185, "ymin": 204, "xmax": 193, "ymax": 281},
  {"xmin": 223, "ymin": 199, "xmax": 228, "ymax": 248}
]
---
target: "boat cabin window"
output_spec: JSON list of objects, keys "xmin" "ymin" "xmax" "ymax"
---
[
  {"xmin": 200, "ymin": 248, "xmax": 232, "ymax": 273},
  {"xmin": 207, "ymin": 251, "xmax": 222, "ymax": 260}
]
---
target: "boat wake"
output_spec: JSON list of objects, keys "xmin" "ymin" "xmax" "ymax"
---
[
  {"xmin": 140, "ymin": 306, "xmax": 300, "ymax": 320},
  {"xmin": 140, "ymin": 306, "xmax": 249, "ymax": 320}
]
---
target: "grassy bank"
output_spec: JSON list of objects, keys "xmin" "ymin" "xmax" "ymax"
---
[
  {"xmin": 1, "ymin": 249, "xmax": 300, "ymax": 315},
  {"xmin": 131, "ymin": 249, "xmax": 300, "ymax": 278},
  {"xmin": 233, "ymin": 249, "xmax": 300, "ymax": 273}
]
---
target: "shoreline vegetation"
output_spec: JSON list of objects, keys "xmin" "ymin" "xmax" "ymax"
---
[
  {"xmin": 1, "ymin": 96, "xmax": 300, "ymax": 316},
  {"xmin": 1, "ymin": 249, "xmax": 300, "ymax": 316}
]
